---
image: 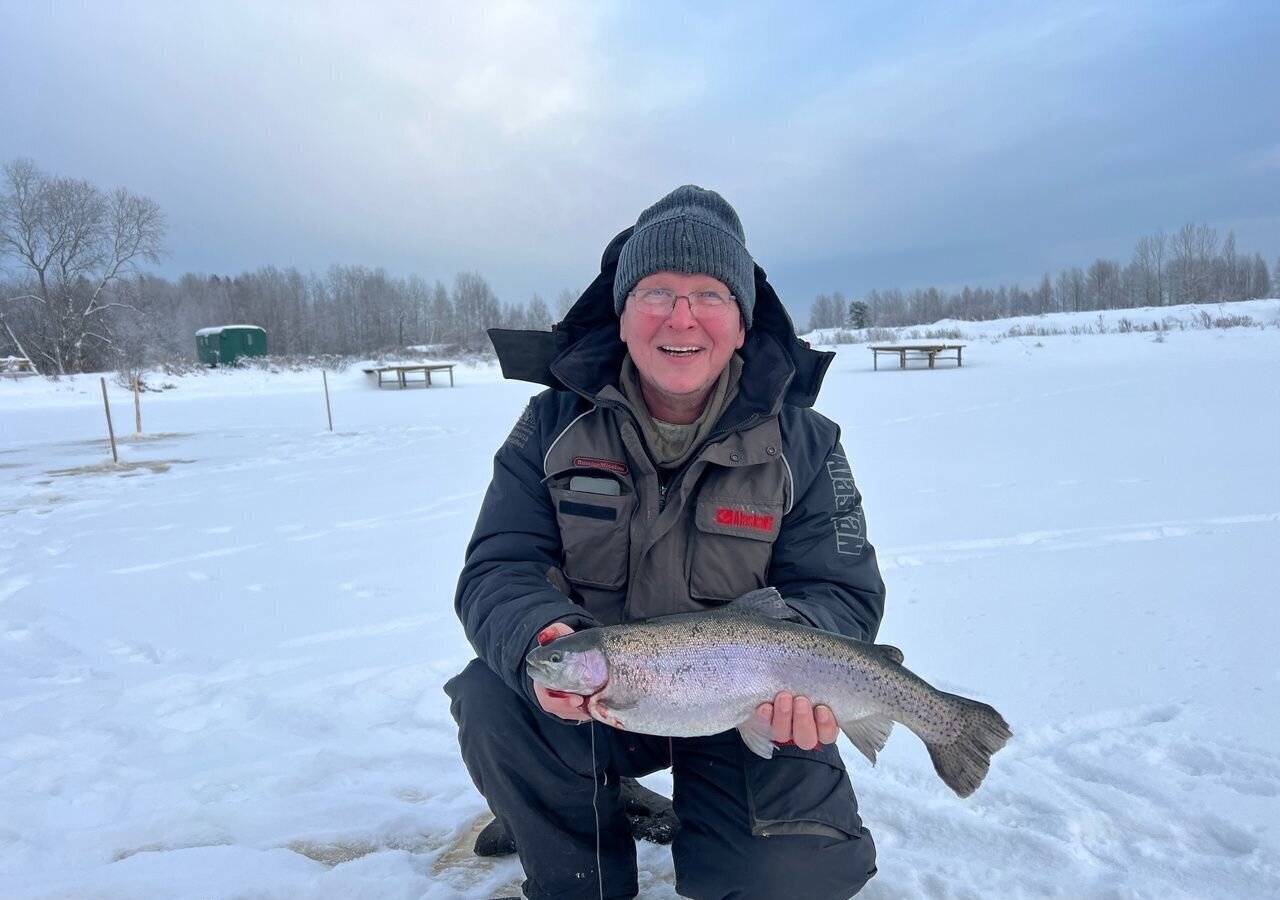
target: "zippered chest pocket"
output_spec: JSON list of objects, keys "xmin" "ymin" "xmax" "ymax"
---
[{"xmin": 549, "ymin": 483, "xmax": 636, "ymax": 590}]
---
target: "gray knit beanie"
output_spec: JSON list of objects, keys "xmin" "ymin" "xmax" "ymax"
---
[{"xmin": 613, "ymin": 185, "xmax": 756, "ymax": 329}]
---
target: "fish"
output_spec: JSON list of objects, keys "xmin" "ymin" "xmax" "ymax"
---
[{"xmin": 526, "ymin": 588, "xmax": 1012, "ymax": 798}]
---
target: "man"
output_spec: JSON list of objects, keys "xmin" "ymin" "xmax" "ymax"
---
[{"xmin": 446, "ymin": 185, "xmax": 886, "ymax": 900}]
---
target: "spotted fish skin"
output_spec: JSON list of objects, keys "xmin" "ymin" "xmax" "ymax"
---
[{"xmin": 526, "ymin": 588, "xmax": 1012, "ymax": 798}]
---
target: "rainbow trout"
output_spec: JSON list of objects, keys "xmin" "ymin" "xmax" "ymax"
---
[{"xmin": 526, "ymin": 588, "xmax": 1011, "ymax": 798}]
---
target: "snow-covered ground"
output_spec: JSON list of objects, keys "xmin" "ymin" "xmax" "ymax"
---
[{"xmin": 2, "ymin": 301, "xmax": 1278, "ymax": 899}]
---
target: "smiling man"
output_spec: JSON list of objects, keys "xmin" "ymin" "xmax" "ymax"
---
[
  {"xmin": 446, "ymin": 186, "xmax": 886, "ymax": 900},
  {"xmin": 618, "ymin": 270, "xmax": 745, "ymax": 423}
]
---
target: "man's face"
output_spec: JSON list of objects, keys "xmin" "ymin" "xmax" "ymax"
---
[{"xmin": 619, "ymin": 271, "xmax": 746, "ymax": 424}]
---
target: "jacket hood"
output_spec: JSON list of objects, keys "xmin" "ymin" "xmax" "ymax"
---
[{"xmin": 489, "ymin": 226, "xmax": 835, "ymax": 410}]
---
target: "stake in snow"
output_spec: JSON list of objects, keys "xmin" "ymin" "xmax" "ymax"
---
[{"xmin": 527, "ymin": 588, "xmax": 1012, "ymax": 798}]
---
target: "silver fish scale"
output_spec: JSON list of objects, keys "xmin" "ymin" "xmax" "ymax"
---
[{"xmin": 593, "ymin": 610, "xmax": 965, "ymax": 744}]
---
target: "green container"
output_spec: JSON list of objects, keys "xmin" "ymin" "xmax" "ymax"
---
[{"xmin": 196, "ymin": 325, "xmax": 268, "ymax": 366}]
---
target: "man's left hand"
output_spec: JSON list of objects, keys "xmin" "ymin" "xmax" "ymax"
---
[{"xmin": 754, "ymin": 691, "xmax": 839, "ymax": 750}]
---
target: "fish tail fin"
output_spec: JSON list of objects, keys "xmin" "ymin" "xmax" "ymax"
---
[{"xmin": 925, "ymin": 697, "xmax": 1012, "ymax": 798}]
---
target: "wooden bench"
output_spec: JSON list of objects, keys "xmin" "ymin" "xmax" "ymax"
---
[
  {"xmin": 363, "ymin": 363, "xmax": 456, "ymax": 388},
  {"xmin": 869, "ymin": 344, "xmax": 964, "ymax": 370}
]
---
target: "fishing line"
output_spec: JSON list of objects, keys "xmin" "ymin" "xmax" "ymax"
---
[{"xmin": 589, "ymin": 720, "xmax": 604, "ymax": 900}]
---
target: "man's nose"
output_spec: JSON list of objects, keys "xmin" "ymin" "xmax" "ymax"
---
[{"xmin": 666, "ymin": 295, "xmax": 697, "ymax": 326}]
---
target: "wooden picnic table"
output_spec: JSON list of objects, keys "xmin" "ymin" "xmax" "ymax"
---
[
  {"xmin": 868, "ymin": 344, "xmax": 965, "ymax": 370},
  {"xmin": 1, "ymin": 357, "xmax": 37, "ymax": 378},
  {"xmin": 363, "ymin": 363, "xmax": 456, "ymax": 388}
]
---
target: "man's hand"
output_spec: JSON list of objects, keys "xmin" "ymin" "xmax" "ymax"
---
[
  {"xmin": 531, "ymin": 622, "xmax": 592, "ymax": 722},
  {"xmin": 754, "ymin": 691, "xmax": 839, "ymax": 750}
]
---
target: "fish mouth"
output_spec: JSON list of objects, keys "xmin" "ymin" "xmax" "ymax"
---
[
  {"xmin": 527, "ymin": 660, "xmax": 608, "ymax": 702},
  {"xmin": 542, "ymin": 678, "xmax": 610, "ymax": 709}
]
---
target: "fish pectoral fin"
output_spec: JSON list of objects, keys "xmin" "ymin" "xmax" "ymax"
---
[
  {"xmin": 873, "ymin": 644, "xmax": 905, "ymax": 665},
  {"xmin": 840, "ymin": 714, "xmax": 895, "ymax": 765},
  {"xmin": 736, "ymin": 715, "xmax": 777, "ymax": 759},
  {"xmin": 597, "ymin": 696, "xmax": 638, "ymax": 711}
]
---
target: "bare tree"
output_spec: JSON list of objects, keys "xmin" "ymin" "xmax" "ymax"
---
[
  {"xmin": 452, "ymin": 271, "xmax": 501, "ymax": 350},
  {"xmin": 1247, "ymin": 254, "xmax": 1271, "ymax": 300},
  {"xmin": 807, "ymin": 293, "xmax": 837, "ymax": 330},
  {"xmin": 1217, "ymin": 230, "xmax": 1239, "ymax": 301},
  {"xmin": 1132, "ymin": 231, "xmax": 1166, "ymax": 307},
  {"xmin": 810, "ymin": 293, "xmax": 849, "ymax": 330},
  {"xmin": 526, "ymin": 293, "xmax": 552, "ymax": 329},
  {"xmin": 1055, "ymin": 267, "xmax": 1086, "ymax": 313},
  {"xmin": 1034, "ymin": 274, "xmax": 1054, "ymax": 314},
  {"xmin": 1169, "ymin": 223, "xmax": 1219, "ymax": 305},
  {"xmin": 0, "ymin": 159, "xmax": 166, "ymax": 374},
  {"xmin": 1084, "ymin": 259, "xmax": 1117, "ymax": 309}
]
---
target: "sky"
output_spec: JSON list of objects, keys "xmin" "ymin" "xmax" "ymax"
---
[{"xmin": 2, "ymin": 0, "xmax": 1278, "ymax": 317}]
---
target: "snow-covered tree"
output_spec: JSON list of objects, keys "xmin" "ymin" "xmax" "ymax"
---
[{"xmin": 0, "ymin": 158, "xmax": 166, "ymax": 374}]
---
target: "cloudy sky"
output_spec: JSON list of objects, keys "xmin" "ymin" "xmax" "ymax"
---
[{"xmin": 3, "ymin": 0, "xmax": 1277, "ymax": 315}]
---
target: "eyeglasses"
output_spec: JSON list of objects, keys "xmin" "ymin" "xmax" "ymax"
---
[{"xmin": 628, "ymin": 287, "xmax": 737, "ymax": 316}]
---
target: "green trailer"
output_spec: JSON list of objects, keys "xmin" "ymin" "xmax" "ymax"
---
[{"xmin": 196, "ymin": 325, "xmax": 268, "ymax": 366}]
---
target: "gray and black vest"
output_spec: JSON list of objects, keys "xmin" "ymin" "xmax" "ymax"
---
[{"xmin": 543, "ymin": 385, "xmax": 794, "ymax": 624}]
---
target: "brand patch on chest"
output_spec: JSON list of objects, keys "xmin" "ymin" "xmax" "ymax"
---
[
  {"xmin": 574, "ymin": 456, "xmax": 629, "ymax": 475},
  {"xmin": 695, "ymin": 498, "xmax": 784, "ymax": 543},
  {"xmin": 715, "ymin": 507, "xmax": 776, "ymax": 532}
]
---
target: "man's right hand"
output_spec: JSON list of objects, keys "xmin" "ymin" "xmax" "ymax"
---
[{"xmin": 532, "ymin": 622, "xmax": 593, "ymax": 722}]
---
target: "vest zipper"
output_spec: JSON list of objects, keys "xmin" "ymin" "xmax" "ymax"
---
[
  {"xmin": 591, "ymin": 392, "xmax": 763, "ymax": 515},
  {"xmin": 656, "ymin": 412, "xmax": 762, "ymax": 514}
]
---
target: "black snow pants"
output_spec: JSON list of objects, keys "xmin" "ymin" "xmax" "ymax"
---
[{"xmin": 445, "ymin": 659, "xmax": 877, "ymax": 900}]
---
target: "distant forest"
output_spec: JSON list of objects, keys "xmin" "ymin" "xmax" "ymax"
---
[
  {"xmin": 809, "ymin": 225, "xmax": 1275, "ymax": 331},
  {"xmin": 2, "ymin": 158, "xmax": 1277, "ymax": 375}
]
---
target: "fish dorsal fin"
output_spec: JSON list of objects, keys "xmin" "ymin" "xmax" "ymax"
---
[
  {"xmin": 727, "ymin": 587, "xmax": 795, "ymax": 620},
  {"xmin": 874, "ymin": 644, "xmax": 905, "ymax": 665}
]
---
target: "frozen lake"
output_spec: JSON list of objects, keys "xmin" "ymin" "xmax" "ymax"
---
[{"xmin": 1, "ymin": 301, "xmax": 1278, "ymax": 899}]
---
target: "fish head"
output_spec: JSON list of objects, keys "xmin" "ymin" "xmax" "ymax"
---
[{"xmin": 525, "ymin": 633, "xmax": 609, "ymax": 695}]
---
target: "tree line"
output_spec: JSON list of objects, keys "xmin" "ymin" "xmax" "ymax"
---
[
  {"xmin": 113, "ymin": 266, "xmax": 572, "ymax": 367},
  {"xmin": 5, "ymin": 158, "xmax": 1276, "ymax": 375},
  {"xmin": 808, "ymin": 224, "xmax": 1276, "ymax": 330},
  {"xmin": 0, "ymin": 159, "xmax": 572, "ymax": 375}
]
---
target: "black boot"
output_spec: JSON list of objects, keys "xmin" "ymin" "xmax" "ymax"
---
[
  {"xmin": 473, "ymin": 815, "xmax": 518, "ymax": 857},
  {"xmin": 619, "ymin": 777, "xmax": 679, "ymax": 845},
  {"xmin": 473, "ymin": 777, "xmax": 679, "ymax": 857}
]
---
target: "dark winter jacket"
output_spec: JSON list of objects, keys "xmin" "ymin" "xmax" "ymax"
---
[{"xmin": 456, "ymin": 228, "xmax": 886, "ymax": 703}]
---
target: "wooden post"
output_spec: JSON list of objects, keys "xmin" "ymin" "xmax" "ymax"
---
[
  {"xmin": 132, "ymin": 375, "xmax": 142, "ymax": 433},
  {"xmin": 100, "ymin": 377, "xmax": 119, "ymax": 464},
  {"xmin": 322, "ymin": 370, "xmax": 333, "ymax": 431}
]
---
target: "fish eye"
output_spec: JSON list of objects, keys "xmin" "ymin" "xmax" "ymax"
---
[{"xmin": 548, "ymin": 652, "xmax": 562, "ymax": 663}]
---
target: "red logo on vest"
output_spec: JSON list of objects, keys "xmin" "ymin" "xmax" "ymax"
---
[
  {"xmin": 715, "ymin": 507, "xmax": 775, "ymax": 532},
  {"xmin": 574, "ymin": 456, "xmax": 629, "ymax": 475}
]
